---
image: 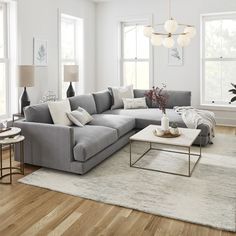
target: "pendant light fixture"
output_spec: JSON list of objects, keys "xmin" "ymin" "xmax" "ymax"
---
[{"xmin": 144, "ymin": 0, "xmax": 196, "ymax": 48}]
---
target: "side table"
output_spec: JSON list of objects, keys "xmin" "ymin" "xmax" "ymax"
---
[{"xmin": 0, "ymin": 127, "xmax": 25, "ymax": 184}]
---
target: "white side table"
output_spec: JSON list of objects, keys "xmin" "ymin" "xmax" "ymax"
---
[{"xmin": 0, "ymin": 127, "xmax": 25, "ymax": 184}]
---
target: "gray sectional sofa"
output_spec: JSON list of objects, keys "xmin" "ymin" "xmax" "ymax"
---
[{"xmin": 15, "ymin": 89, "xmax": 211, "ymax": 175}]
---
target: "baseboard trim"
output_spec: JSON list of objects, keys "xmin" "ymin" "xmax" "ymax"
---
[{"xmin": 216, "ymin": 117, "xmax": 236, "ymax": 127}]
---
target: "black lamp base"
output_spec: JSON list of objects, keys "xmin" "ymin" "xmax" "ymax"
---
[
  {"xmin": 20, "ymin": 87, "xmax": 30, "ymax": 115},
  {"xmin": 67, "ymin": 82, "xmax": 75, "ymax": 98}
]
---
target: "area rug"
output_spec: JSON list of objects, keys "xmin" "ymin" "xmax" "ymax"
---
[{"xmin": 19, "ymin": 133, "xmax": 236, "ymax": 232}]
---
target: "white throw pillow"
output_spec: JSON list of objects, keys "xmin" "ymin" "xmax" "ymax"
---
[
  {"xmin": 67, "ymin": 107, "xmax": 93, "ymax": 127},
  {"xmin": 48, "ymin": 100, "xmax": 72, "ymax": 126},
  {"xmin": 123, "ymin": 97, "xmax": 148, "ymax": 109},
  {"xmin": 110, "ymin": 85, "xmax": 134, "ymax": 110}
]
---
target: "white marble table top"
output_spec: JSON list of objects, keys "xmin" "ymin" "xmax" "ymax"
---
[
  {"xmin": 130, "ymin": 125, "xmax": 201, "ymax": 147},
  {"xmin": 0, "ymin": 127, "xmax": 21, "ymax": 139},
  {"xmin": 0, "ymin": 135, "xmax": 25, "ymax": 145}
]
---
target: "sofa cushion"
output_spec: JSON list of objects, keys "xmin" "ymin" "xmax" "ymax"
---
[
  {"xmin": 93, "ymin": 90, "xmax": 112, "ymax": 113},
  {"xmin": 150, "ymin": 90, "xmax": 191, "ymax": 109},
  {"xmin": 69, "ymin": 95, "xmax": 97, "ymax": 115},
  {"xmin": 73, "ymin": 125, "xmax": 118, "ymax": 162},
  {"xmin": 103, "ymin": 108, "xmax": 210, "ymax": 136},
  {"xmin": 24, "ymin": 103, "xmax": 53, "ymax": 124},
  {"xmin": 89, "ymin": 114, "xmax": 135, "ymax": 137}
]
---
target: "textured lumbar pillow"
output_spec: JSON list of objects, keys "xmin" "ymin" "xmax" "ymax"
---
[
  {"xmin": 67, "ymin": 107, "xmax": 93, "ymax": 127},
  {"xmin": 123, "ymin": 97, "xmax": 148, "ymax": 110},
  {"xmin": 48, "ymin": 100, "xmax": 72, "ymax": 126},
  {"xmin": 109, "ymin": 85, "xmax": 134, "ymax": 110}
]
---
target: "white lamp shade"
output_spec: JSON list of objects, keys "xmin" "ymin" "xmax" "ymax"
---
[
  {"xmin": 177, "ymin": 34, "xmax": 191, "ymax": 47},
  {"xmin": 151, "ymin": 34, "xmax": 163, "ymax": 46},
  {"xmin": 164, "ymin": 19, "xmax": 178, "ymax": 33},
  {"xmin": 184, "ymin": 26, "xmax": 196, "ymax": 38},
  {"xmin": 143, "ymin": 26, "xmax": 153, "ymax": 38},
  {"xmin": 163, "ymin": 36, "xmax": 175, "ymax": 48},
  {"xmin": 64, "ymin": 65, "xmax": 79, "ymax": 82},
  {"xmin": 17, "ymin": 65, "xmax": 35, "ymax": 87}
]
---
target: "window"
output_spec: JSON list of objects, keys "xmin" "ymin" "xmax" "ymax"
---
[
  {"xmin": 60, "ymin": 14, "xmax": 83, "ymax": 99},
  {"xmin": 0, "ymin": 3, "xmax": 8, "ymax": 118},
  {"xmin": 201, "ymin": 13, "xmax": 236, "ymax": 106},
  {"xmin": 121, "ymin": 22, "xmax": 152, "ymax": 89}
]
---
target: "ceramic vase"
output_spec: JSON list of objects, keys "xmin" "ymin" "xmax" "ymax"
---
[{"xmin": 161, "ymin": 113, "xmax": 169, "ymax": 131}]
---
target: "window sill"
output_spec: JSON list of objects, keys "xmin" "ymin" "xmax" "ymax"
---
[{"xmin": 199, "ymin": 104, "xmax": 236, "ymax": 112}]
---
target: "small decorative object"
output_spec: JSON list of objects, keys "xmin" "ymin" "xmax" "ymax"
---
[
  {"xmin": 153, "ymin": 128, "xmax": 181, "ymax": 138},
  {"xmin": 155, "ymin": 128, "xmax": 165, "ymax": 136},
  {"xmin": 229, "ymin": 83, "xmax": 236, "ymax": 103},
  {"xmin": 145, "ymin": 84, "xmax": 169, "ymax": 131},
  {"xmin": 64, "ymin": 65, "xmax": 79, "ymax": 98},
  {"xmin": 169, "ymin": 123, "xmax": 179, "ymax": 135},
  {"xmin": 0, "ymin": 120, "xmax": 10, "ymax": 133},
  {"xmin": 143, "ymin": 0, "xmax": 196, "ymax": 49},
  {"xmin": 34, "ymin": 38, "xmax": 48, "ymax": 66},
  {"xmin": 168, "ymin": 46, "xmax": 183, "ymax": 66},
  {"xmin": 161, "ymin": 114, "xmax": 169, "ymax": 131},
  {"xmin": 40, "ymin": 91, "xmax": 57, "ymax": 103},
  {"xmin": 17, "ymin": 65, "xmax": 35, "ymax": 114}
]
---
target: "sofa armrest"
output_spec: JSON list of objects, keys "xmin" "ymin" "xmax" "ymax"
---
[{"xmin": 14, "ymin": 121, "xmax": 75, "ymax": 167}]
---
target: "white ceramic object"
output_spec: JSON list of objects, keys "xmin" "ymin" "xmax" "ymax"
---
[
  {"xmin": 170, "ymin": 127, "xmax": 179, "ymax": 135},
  {"xmin": 155, "ymin": 128, "xmax": 165, "ymax": 136},
  {"xmin": 161, "ymin": 114, "xmax": 169, "ymax": 131}
]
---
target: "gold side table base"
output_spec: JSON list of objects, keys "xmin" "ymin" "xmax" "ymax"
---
[{"xmin": 0, "ymin": 139, "xmax": 25, "ymax": 185}]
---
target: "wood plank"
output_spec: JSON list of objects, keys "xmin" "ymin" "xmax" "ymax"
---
[{"xmin": 0, "ymin": 126, "xmax": 235, "ymax": 236}]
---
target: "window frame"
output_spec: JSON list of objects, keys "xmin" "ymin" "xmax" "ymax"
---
[
  {"xmin": 200, "ymin": 12, "xmax": 236, "ymax": 108},
  {"xmin": 58, "ymin": 12, "xmax": 83, "ymax": 99},
  {"xmin": 0, "ymin": 2, "xmax": 10, "ymax": 119},
  {"xmin": 120, "ymin": 19, "xmax": 153, "ymax": 89}
]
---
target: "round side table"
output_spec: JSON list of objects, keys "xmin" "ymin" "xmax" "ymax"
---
[{"xmin": 0, "ymin": 127, "xmax": 25, "ymax": 184}]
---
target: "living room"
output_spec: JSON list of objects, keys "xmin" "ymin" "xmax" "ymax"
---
[{"xmin": 1, "ymin": 0, "xmax": 236, "ymax": 235}]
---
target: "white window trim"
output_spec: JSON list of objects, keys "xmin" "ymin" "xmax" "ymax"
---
[
  {"xmin": 0, "ymin": 2, "xmax": 9, "ymax": 119},
  {"xmin": 58, "ymin": 10, "xmax": 84, "ymax": 99},
  {"xmin": 118, "ymin": 15, "xmax": 154, "ymax": 89},
  {"xmin": 200, "ymin": 12, "xmax": 236, "ymax": 110}
]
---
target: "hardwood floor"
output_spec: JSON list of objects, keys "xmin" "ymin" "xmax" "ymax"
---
[{"xmin": 0, "ymin": 126, "xmax": 236, "ymax": 236}]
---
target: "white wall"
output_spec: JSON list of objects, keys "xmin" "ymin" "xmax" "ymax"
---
[
  {"xmin": 18, "ymin": 0, "xmax": 96, "ymax": 104},
  {"xmin": 95, "ymin": 0, "xmax": 236, "ymax": 126}
]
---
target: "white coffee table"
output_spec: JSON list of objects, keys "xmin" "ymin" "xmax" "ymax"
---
[{"xmin": 129, "ymin": 125, "xmax": 202, "ymax": 177}]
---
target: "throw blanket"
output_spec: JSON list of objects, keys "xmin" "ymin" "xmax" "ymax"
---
[{"xmin": 174, "ymin": 106, "xmax": 216, "ymax": 143}]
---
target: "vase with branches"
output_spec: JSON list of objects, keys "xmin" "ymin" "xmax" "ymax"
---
[
  {"xmin": 145, "ymin": 85, "xmax": 169, "ymax": 131},
  {"xmin": 229, "ymin": 83, "xmax": 236, "ymax": 103}
]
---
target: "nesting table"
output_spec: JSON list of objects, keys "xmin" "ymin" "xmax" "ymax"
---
[
  {"xmin": 0, "ymin": 127, "xmax": 25, "ymax": 184},
  {"xmin": 129, "ymin": 125, "xmax": 202, "ymax": 177}
]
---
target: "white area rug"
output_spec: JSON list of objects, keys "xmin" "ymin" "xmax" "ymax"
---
[{"xmin": 19, "ymin": 134, "xmax": 236, "ymax": 232}]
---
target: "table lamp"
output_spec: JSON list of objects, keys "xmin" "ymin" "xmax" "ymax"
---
[
  {"xmin": 18, "ymin": 65, "xmax": 35, "ymax": 114},
  {"xmin": 64, "ymin": 65, "xmax": 79, "ymax": 98}
]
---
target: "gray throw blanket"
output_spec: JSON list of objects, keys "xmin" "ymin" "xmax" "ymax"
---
[{"xmin": 174, "ymin": 106, "xmax": 216, "ymax": 142}]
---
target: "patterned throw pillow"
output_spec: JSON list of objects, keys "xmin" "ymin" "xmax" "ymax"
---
[
  {"xmin": 123, "ymin": 97, "xmax": 148, "ymax": 109},
  {"xmin": 67, "ymin": 107, "xmax": 93, "ymax": 127}
]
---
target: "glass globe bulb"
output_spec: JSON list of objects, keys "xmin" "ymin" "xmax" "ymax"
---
[
  {"xmin": 151, "ymin": 34, "xmax": 163, "ymax": 46},
  {"xmin": 143, "ymin": 26, "xmax": 153, "ymax": 38},
  {"xmin": 184, "ymin": 26, "xmax": 196, "ymax": 38},
  {"xmin": 177, "ymin": 34, "xmax": 191, "ymax": 47},
  {"xmin": 164, "ymin": 19, "xmax": 178, "ymax": 33},
  {"xmin": 163, "ymin": 36, "xmax": 175, "ymax": 48}
]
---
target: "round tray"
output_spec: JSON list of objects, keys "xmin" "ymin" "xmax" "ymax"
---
[{"xmin": 153, "ymin": 129, "xmax": 181, "ymax": 138}]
